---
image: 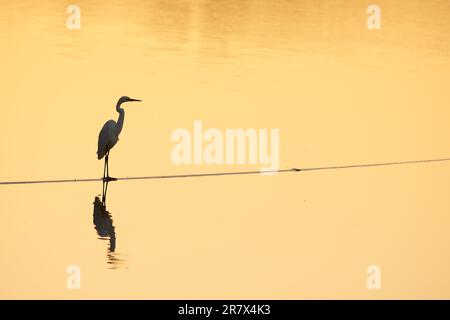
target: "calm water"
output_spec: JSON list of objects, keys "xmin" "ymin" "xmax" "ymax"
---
[{"xmin": 1, "ymin": 0, "xmax": 450, "ymax": 298}]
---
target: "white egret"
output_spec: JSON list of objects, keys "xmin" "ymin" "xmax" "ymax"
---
[{"xmin": 97, "ymin": 96, "xmax": 141, "ymax": 201}]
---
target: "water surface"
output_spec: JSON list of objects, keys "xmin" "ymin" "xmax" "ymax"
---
[{"xmin": 1, "ymin": 0, "xmax": 450, "ymax": 298}]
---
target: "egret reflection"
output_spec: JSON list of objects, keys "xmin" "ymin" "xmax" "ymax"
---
[{"xmin": 93, "ymin": 196, "xmax": 126, "ymax": 269}]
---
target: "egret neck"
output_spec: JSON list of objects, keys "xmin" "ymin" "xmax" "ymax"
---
[{"xmin": 115, "ymin": 100, "xmax": 125, "ymax": 136}]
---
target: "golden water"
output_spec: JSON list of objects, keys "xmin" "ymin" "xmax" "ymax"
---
[{"xmin": 1, "ymin": 0, "xmax": 450, "ymax": 298}]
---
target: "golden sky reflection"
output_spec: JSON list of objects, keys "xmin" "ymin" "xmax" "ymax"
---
[{"xmin": 0, "ymin": 0, "xmax": 450, "ymax": 299}]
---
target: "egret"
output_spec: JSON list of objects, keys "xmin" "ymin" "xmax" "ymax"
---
[{"xmin": 97, "ymin": 96, "xmax": 141, "ymax": 201}]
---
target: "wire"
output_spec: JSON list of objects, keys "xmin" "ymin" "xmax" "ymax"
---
[
  {"xmin": 1, "ymin": 157, "xmax": 450, "ymax": 185},
  {"xmin": 116, "ymin": 168, "xmax": 296, "ymax": 181},
  {"xmin": 298, "ymin": 157, "xmax": 450, "ymax": 171}
]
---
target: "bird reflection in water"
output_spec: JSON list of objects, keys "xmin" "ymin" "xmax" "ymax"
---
[{"xmin": 93, "ymin": 196, "xmax": 126, "ymax": 269}]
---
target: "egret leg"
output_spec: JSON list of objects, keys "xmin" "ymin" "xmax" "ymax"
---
[
  {"xmin": 104, "ymin": 152, "xmax": 116, "ymax": 181},
  {"xmin": 103, "ymin": 156, "xmax": 107, "ymax": 180},
  {"xmin": 106, "ymin": 152, "xmax": 110, "ymax": 179},
  {"xmin": 102, "ymin": 154, "xmax": 108, "ymax": 202}
]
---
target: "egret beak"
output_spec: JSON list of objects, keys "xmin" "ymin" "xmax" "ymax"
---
[{"xmin": 128, "ymin": 98, "xmax": 142, "ymax": 102}]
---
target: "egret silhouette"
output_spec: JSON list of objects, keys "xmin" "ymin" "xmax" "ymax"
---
[{"xmin": 97, "ymin": 96, "xmax": 141, "ymax": 202}]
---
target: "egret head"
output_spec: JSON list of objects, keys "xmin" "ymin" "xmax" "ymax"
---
[{"xmin": 118, "ymin": 96, "xmax": 142, "ymax": 105}]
